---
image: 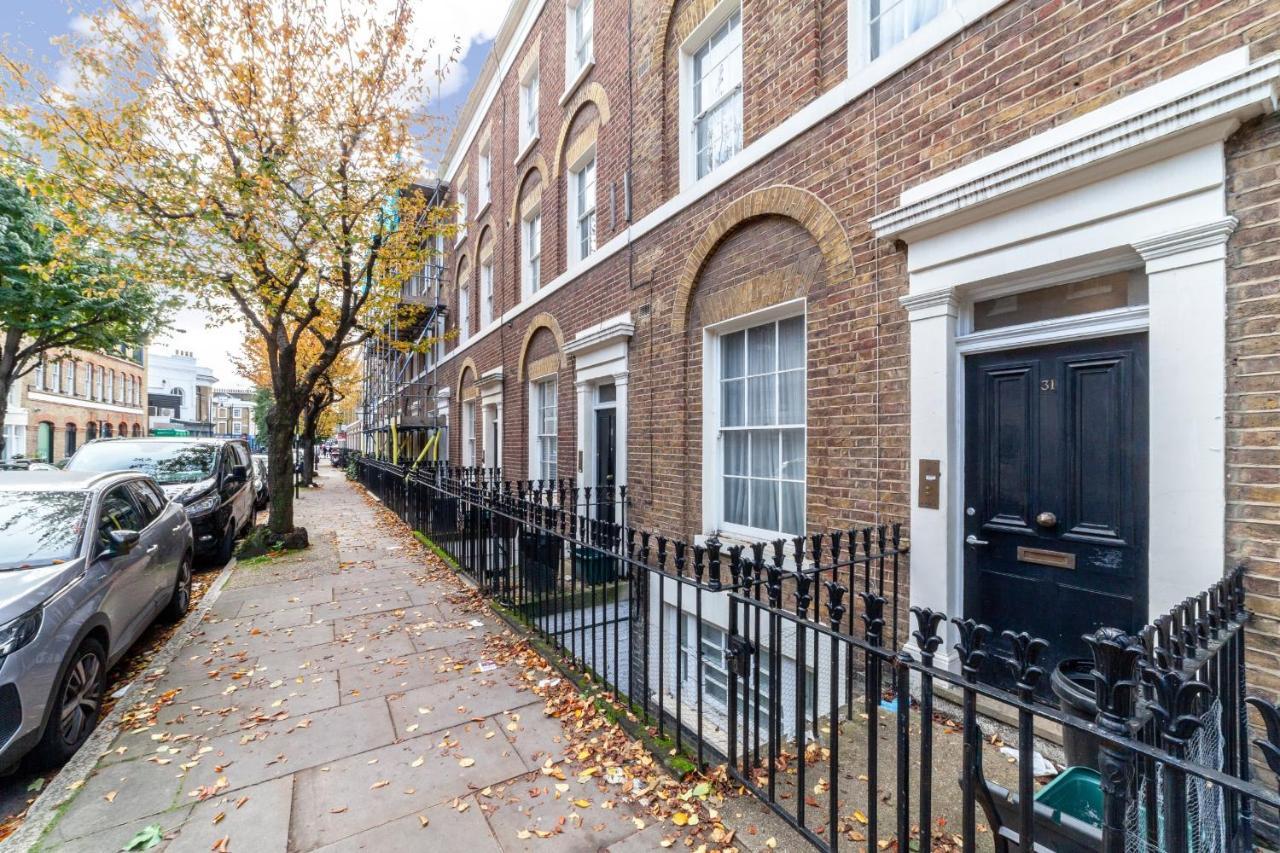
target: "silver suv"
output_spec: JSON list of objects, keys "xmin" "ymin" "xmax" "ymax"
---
[{"xmin": 0, "ymin": 470, "xmax": 193, "ymax": 772}]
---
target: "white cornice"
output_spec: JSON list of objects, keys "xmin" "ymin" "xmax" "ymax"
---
[
  {"xmin": 900, "ymin": 290, "xmax": 959, "ymax": 319},
  {"xmin": 563, "ymin": 313, "xmax": 634, "ymax": 356},
  {"xmin": 1133, "ymin": 216, "xmax": 1238, "ymax": 260},
  {"xmin": 477, "ymin": 367, "xmax": 505, "ymax": 391},
  {"xmin": 872, "ymin": 54, "xmax": 1280, "ymax": 239}
]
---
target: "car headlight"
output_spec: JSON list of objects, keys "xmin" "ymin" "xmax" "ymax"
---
[
  {"xmin": 0, "ymin": 606, "xmax": 42, "ymax": 662},
  {"xmin": 185, "ymin": 494, "xmax": 221, "ymax": 517}
]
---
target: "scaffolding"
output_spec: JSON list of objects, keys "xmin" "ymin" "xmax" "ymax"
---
[{"xmin": 360, "ymin": 180, "xmax": 450, "ymax": 465}]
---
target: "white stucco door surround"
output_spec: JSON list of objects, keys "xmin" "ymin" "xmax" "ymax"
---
[
  {"xmin": 871, "ymin": 48, "xmax": 1280, "ymax": 670},
  {"xmin": 477, "ymin": 368, "xmax": 504, "ymax": 469},
  {"xmin": 563, "ymin": 312, "xmax": 634, "ymax": 501}
]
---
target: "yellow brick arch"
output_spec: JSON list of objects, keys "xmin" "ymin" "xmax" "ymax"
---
[
  {"xmin": 673, "ymin": 185, "xmax": 854, "ymax": 333},
  {"xmin": 550, "ymin": 82, "xmax": 612, "ymax": 182},
  {"xmin": 517, "ymin": 313, "xmax": 568, "ymax": 381}
]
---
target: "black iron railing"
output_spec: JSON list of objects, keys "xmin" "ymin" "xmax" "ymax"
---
[{"xmin": 356, "ymin": 458, "xmax": 1279, "ymax": 853}]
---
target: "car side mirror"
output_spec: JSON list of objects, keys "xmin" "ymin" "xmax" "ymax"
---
[
  {"xmin": 103, "ymin": 529, "xmax": 140, "ymax": 558},
  {"xmin": 231, "ymin": 464, "xmax": 248, "ymax": 482}
]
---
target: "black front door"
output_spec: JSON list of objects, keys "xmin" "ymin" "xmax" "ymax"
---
[
  {"xmin": 595, "ymin": 407, "xmax": 617, "ymax": 524},
  {"xmin": 964, "ymin": 333, "xmax": 1148, "ymax": 680}
]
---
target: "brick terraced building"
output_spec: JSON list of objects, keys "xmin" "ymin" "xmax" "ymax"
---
[
  {"xmin": 374, "ymin": 0, "xmax": 1280, "ymax": 689},
  {"xmin": 2, "ymin": 346, "xmax": 148, "ymax": 464}
]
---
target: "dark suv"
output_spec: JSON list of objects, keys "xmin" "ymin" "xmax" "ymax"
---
[{"xmin": 65, "ymin": 438, "xmax": 256, "ymax": 564}]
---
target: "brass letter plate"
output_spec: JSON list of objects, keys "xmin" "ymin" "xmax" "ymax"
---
[
  {"xmin": 1017, "ymin": 546, "xmax": 1076, "ymax": 570},
  {"xmin": 918, "ymin": 459, "xmax": 941, "ymax": 509}
]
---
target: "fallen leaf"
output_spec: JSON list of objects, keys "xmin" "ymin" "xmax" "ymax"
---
[
  {"xmin": 105, "ymin": 791, "xmax": 118, "ymax": 803},
  {"xmin": 370, "ymin": 780, "xmax": 390, "ymax": 790},
  {"xmin": 458, "ymin": 758, "xmax": 475, "ymax": 768},
  {"xmin": 418, "ymin": 815, "xmax": 429, "ymax": 828}
]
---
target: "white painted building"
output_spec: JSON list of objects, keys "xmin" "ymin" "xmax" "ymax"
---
[{"xmin": 147, "ymin": 350, "xmax": 219, "ymax": 436}]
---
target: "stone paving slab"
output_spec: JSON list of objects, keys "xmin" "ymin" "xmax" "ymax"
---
[
  {"xmin": 289, "ymin": 717, "xmax": 530, "ymax": 850},
  {"xmin": 182, "ymin": 698, "xmax": 398, "ymax": 794},
  {"xmin": 311, "ymin": 793, "xmax": 503, "ymax": 852},
  {"xmin": 335, "ymin": 642, "xmax": 487, "ymax": 701}
]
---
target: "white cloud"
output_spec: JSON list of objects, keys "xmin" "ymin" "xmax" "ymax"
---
[{"xmin": 420, "ymin": 0, "xmax": 509, "ymax": 98}]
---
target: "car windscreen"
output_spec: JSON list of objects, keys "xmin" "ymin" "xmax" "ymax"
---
[
  {"xmin": 0, "ymin": 491, "xmax": 89, "ymax": 570},
  {"xmin": 67, "ymin": 442, "xmax": 218, "ymax": 485}
]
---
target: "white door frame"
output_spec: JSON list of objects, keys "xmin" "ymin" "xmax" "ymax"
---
[{"xmin": 876, "ymin": 51, "xmax": 1278, "ymax": 668}]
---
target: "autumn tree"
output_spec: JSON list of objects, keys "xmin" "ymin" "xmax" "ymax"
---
[
  {"xmin": 0, "ymin": 174, "xmax": 175, "ymax": 458},
  {"xmin": 3, "ymin": 0, "xmax": 455, "ymax": 536},
  {"xmin": 236, "ymin": 329, "xmax": 358, "ymax": 486}
]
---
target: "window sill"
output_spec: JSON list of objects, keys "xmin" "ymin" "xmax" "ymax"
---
[
  {"xmin": 559, "ymin": 59, "xmax": 595, "ymax": 106},
  {"xmin": 475, "ymin": 199, "xmax": 491, "ymax": 219},
  {"xmin": 514, "ymin": 134, "xmax": 540, "ymax": 167}
]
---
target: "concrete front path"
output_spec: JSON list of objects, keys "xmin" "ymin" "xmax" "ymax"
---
[{"xmin": 29, "ymin": 468, "xmax": 799, "ymax": 853}]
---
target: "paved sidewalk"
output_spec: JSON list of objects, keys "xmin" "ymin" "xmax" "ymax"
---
[{"xmin": 27, "ymin": 468, "xmax": 795, "ymax": 853}]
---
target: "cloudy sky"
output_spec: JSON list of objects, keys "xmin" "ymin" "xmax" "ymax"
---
[{"xmin": 4, "ymin": 0, "xmax": 506, "ymax": 387}]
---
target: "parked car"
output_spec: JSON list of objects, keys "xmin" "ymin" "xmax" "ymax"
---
[
  {"xmin": 0, "ymin": 459, "xmax": 59, "ymax": 472},
  {"xmin": 65, "ymin": 438, "xmax": 255, "ymax": 565},
  {"xmin": 0, "ymin": 469, "xmax": 193, "ymax": 772},
  {"xmin": 251, "ymin": 454, "xmax": 269, "ymax": 511}
]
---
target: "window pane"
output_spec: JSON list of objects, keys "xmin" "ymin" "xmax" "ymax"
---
[
  {"xmin": 721, "ymin": 378, "xmax": 745, "ymax": 427},
  {"xmin": 871, "ymin": 0, "xmax": 948, "ymax": 59},
  {"xmin": 724, "ymin": 431, "xmax": 747, "ymax": 475},
  {"xmin": 779, "ymin": 369, "xmax": 804, "ymax": 424},
  {"xmin": 720, "ymin": 331, "xmax": 745, "ymax": 379},
  {"xmin": 747, "ymin": 322, "xmax": 775, "ymax": 375},
  {"xmin": 781, "ymin": 429, "xmax": 805, "ymax": 480},
  {"xmin": 750, "ymin": 430, "xmax": 778, "ymax": 478},
  {"xmin": 750, "ymin": 479, "xmax": 778, "ymax": 531},
  {"xmin": 724, "ymin": 476, "xmax": 748, "ymax": 526},
  {"xmin": 781, "ymin": 481, "xmax": 804, "ymax": 536},
  {"xmin": 778, "ymin": 316, "xmax": 805, "ymax": 369},
  {"xmin": 746, "ymin": 375, "xmax": 775, "ymax": 426},
  {"xmin": 972, "ymin": 270, "xmax": 1147, "ymax": 332}
]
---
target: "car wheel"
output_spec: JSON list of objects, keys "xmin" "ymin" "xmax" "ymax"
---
[
  {"xmin": 216, "ymin": 521, "xmax": 236, "ymax": 565},
  {"xmin": 32, "ymin": 639, "xmax": 106, "ymax": 767},
  {"xmin": 162, "ymin": 554, "xmax": 193, "ymax": 622}
]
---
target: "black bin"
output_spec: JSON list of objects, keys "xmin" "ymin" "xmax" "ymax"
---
[{"xmin": 1050, "ymin": 658, "xmax": 1101, "ymax": 771}]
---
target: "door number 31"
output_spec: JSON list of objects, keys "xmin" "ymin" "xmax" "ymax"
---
[{"xmin": 1040, "ymin": 378, "xmax": 1057, "ymax": 391}]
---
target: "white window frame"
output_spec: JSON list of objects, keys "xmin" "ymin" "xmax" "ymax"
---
[
  {"xmin": 519, "ymin": 64, "xmax": 540, "ymax": 155},
  {"xmin": 679, "ymin": 1, "xmax": 743, "ymax": 188},
  {"xmin": 479, "ymin": 259, "xmax": 494, "ymax": 327},
  {"xmin": 456, "ymin": 191, "xmax": 468, "ymax": 244},
  {"xmin": 565, "ymin": 0, "xmax": 594, "ymax": 91},
  {"xmin": 529, "ymin": 378, "xmax": 558, "ymax": 482},
  {"xmin": 462, "ymin": 400, "xmax": 477, "ymax": 466},
  {"xmin": 232, "ymin": 421, "xmax": 243, "ymax": 434},
  {"xmin": 50, "ymin": 361, "xmax": 61, "ymax": 394},
  {"xmin": 477, "ymin": 144, "xmax": 492, "ymax": 211},
  {"xmin": 566, "ymin": 148, "xmax": 597, "ymax": 265},
  {"xmin": 522, "ymin": 206, "xmax": 542, "ymax": 298},
  {"xmin": 702, "ymin": 300, "xmax": 807, "ymax": 541},
  {"xmin": 849, "ymin": 0, "xmax": 955, "ymax": 75},
  {"xmin": 458, "ymin": 276, "xmax": 471, "ymax": 344}
]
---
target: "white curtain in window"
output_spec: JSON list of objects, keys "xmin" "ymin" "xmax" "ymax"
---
[
  {"xmin": 575, "ymin": 159, "xmax": 597, "ymax": 260},
  {"xmin": 720, "ymin": 315, "xmax": 805, "ymax": 535},
  {"xmin": 692, "ymin": 12, "xmax": 742, "ymax": 179},
  {"xmin": 870, "ymin": 0, "xmax": 947, "ymax": 59}
]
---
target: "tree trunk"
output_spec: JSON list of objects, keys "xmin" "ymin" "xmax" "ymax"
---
[
  {"xmin": 0, "ymin": 374, "xmax": 10, "ymax": 461},
  {"xmin": 0, "ymin": 329, "xmax": 23, "ymax": 461},
  {"xmin": 302, "ymin": 419, "xmax": 318, "ymax": 487},
  {"xmin": 265, "ymin": 398, "xmax": 300, "ymax": 534}
]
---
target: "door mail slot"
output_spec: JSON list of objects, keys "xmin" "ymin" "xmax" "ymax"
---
[{"xmin": 1017, "ymin": 546, "xmax": 1076, "ymax": 570}]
